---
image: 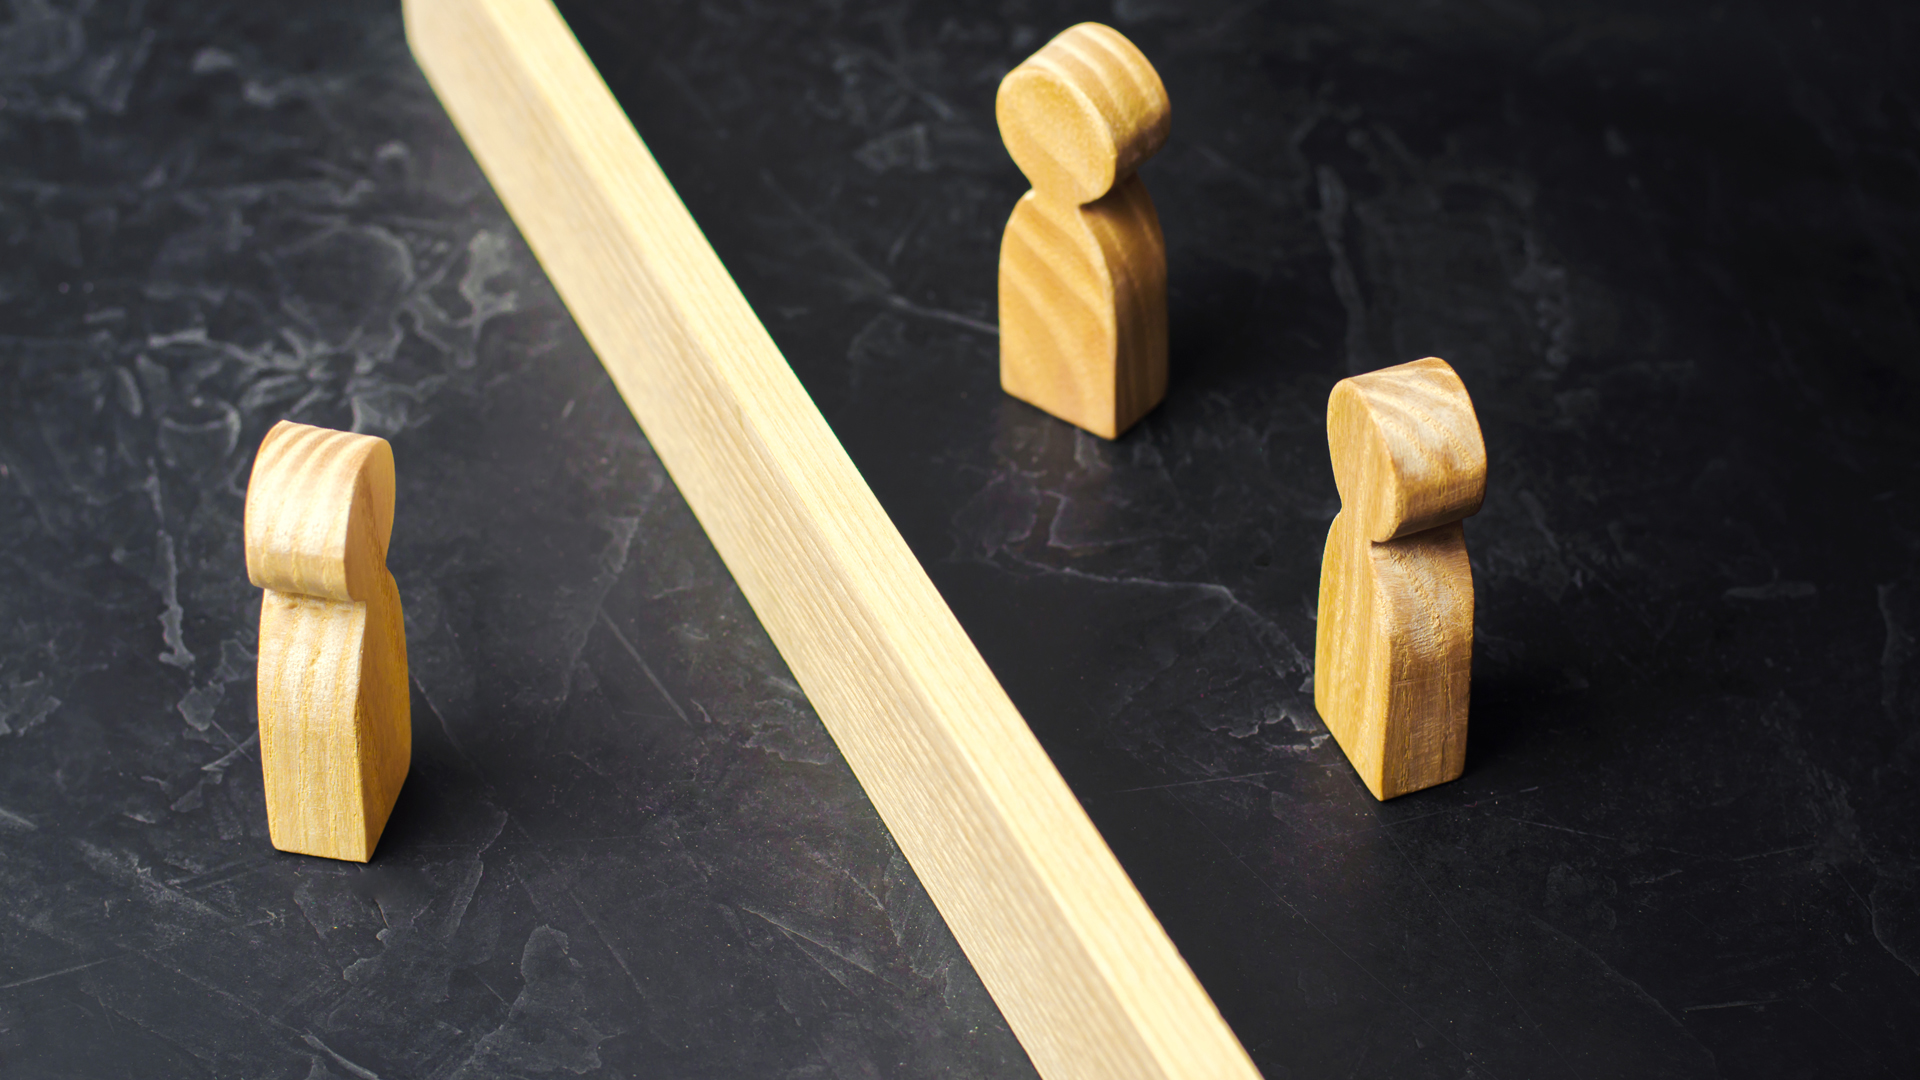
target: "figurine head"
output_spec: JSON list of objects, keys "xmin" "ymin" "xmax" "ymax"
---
[
  {"xmin": 245, "ymin": 420, "xmax": 396, "ymax": 602},
  {"xmin": 1328, "ymin": 357, "xmax": 1487, "ymax": 542},
  {"xmin": 996, "ymin": 22, "xmax": 1170, "ymax": 205}
]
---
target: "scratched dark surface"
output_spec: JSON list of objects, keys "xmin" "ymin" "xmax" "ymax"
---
[{"xmin": 1, "ymin": 0, "xmax": 1916, "ymax": 1077}]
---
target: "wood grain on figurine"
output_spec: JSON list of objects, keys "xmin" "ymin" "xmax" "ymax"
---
[
  {"xmin": 405, "ymin": 3, "xmax": 1258, "ymax": 1078},
  {"xmin": 1327, "ymin": 358, "xmax": 1487, "ymax": 542},
  {"xmin": 245, "ymin": 420, "xmax": 397, "ymax": 602},
  {"xmin": 246, "ymin": 420, "xmax": 410, "ymax": 862},
  {"xmin": 997, "ymin": 23, "xmax": 1169, "ymax": 440},
  {"xmin": 1316, "ymin": 358, "xmax": 1485, "ymax": 801}
]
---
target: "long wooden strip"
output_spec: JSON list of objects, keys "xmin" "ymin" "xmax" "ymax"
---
[{"xmin": 402, "ymin": 3, "xmax": 1260, "ymax": 1077}]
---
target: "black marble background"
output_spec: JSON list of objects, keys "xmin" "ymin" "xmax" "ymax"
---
[{"xmin": 2, "ymin": 0, "xmax": 1917, "ymax": 1078}]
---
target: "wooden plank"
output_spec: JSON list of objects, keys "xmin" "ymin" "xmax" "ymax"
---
[{"xmin": 401, "ymin": 1, "xmax": 1260, "ymax": 1077}]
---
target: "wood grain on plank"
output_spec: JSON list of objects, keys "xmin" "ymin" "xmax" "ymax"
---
[
  {"xmin": 403, "ymin": 1, "xmax": 1259, "ymax": 1077},
  {"xmin": 1315, "ymin": 357, "xmax": 1484, "ymax": 800},
  {"xmin": 246, "ymin": 420, "xmax": 410, "ymax": 862},
  {"xmin": 997, "ymin": 23, "xmax": 1169, "ymax": 440}
]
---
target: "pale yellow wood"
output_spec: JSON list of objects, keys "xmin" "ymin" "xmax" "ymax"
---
[
  {"xmin": 997, "ymin": 23, "xmax": 1169, "ymax": 440},
  {"xmin": 403, "ymin": 2, "xmax": 1259, "ymax": 1078},
  {"xmin": 246, "ymin": 420, "xmax": 410, "ymax": 862},
  {"xmin": 1315, "ymin": 358, "xmax": 1484, "ymax": 800}
]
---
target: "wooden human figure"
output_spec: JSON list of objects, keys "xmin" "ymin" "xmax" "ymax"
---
[
  {"xmin": 244, "ymin": 420, "xmax": 410, "ymax": 861},
  {"xmin": 996, "ymin": 22, "xmax": 1170, "ymax": 440},
  {"xmin": 1315, "ymin": 358, "xmax": 1486, "ymax": 800}
]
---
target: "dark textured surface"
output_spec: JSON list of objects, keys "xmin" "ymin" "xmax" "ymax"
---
[
  {"xmin": 0, "ymin": 3, "xmax": 1024, "ymax": 1078},
  {"xmin": 3, "ymin": 1, "xmax": 1918, "ymax": 1078}
]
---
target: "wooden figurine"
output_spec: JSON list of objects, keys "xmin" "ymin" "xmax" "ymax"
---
[
  {"xmin": 244, "ymin": 420, "xmax": 410, "ymax": 861},
  {"xmin": 996, "ymin": 22, "xmax": 1170, "ymax": 440},
  {"xmin": 1315, "ymin": 358, "xmax": 1486, "ymax": 800}
]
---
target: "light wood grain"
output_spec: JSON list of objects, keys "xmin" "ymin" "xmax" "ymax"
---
[
  {"xmin": 246, "ymin": 420, "xmax": 410, "ymax": 862},
  {"xmin": 997, "ymin": 23, "xmax": 1169, "ymax": 440},
  {"xmin": 245, "ymin": 419, "xmax": 396, "ymax": 601},
  {"xmin": 404, "ymin": 2, "xmax": 1258, "ymax": 1077},
  {"xmin": 1315, "ymin": 358, "xmax": 1484, "ymax": 800},
  {"xmin": 996, "ymin": 23, "xmax": 1170, "ymax": 206},
  {"xmin": 999, "ymin": 175, "xmax": 1166, "ymax": 439},
  {"xmin": 1327, "ymin": 357, "xmax": 1487, "ymax": 542}
]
